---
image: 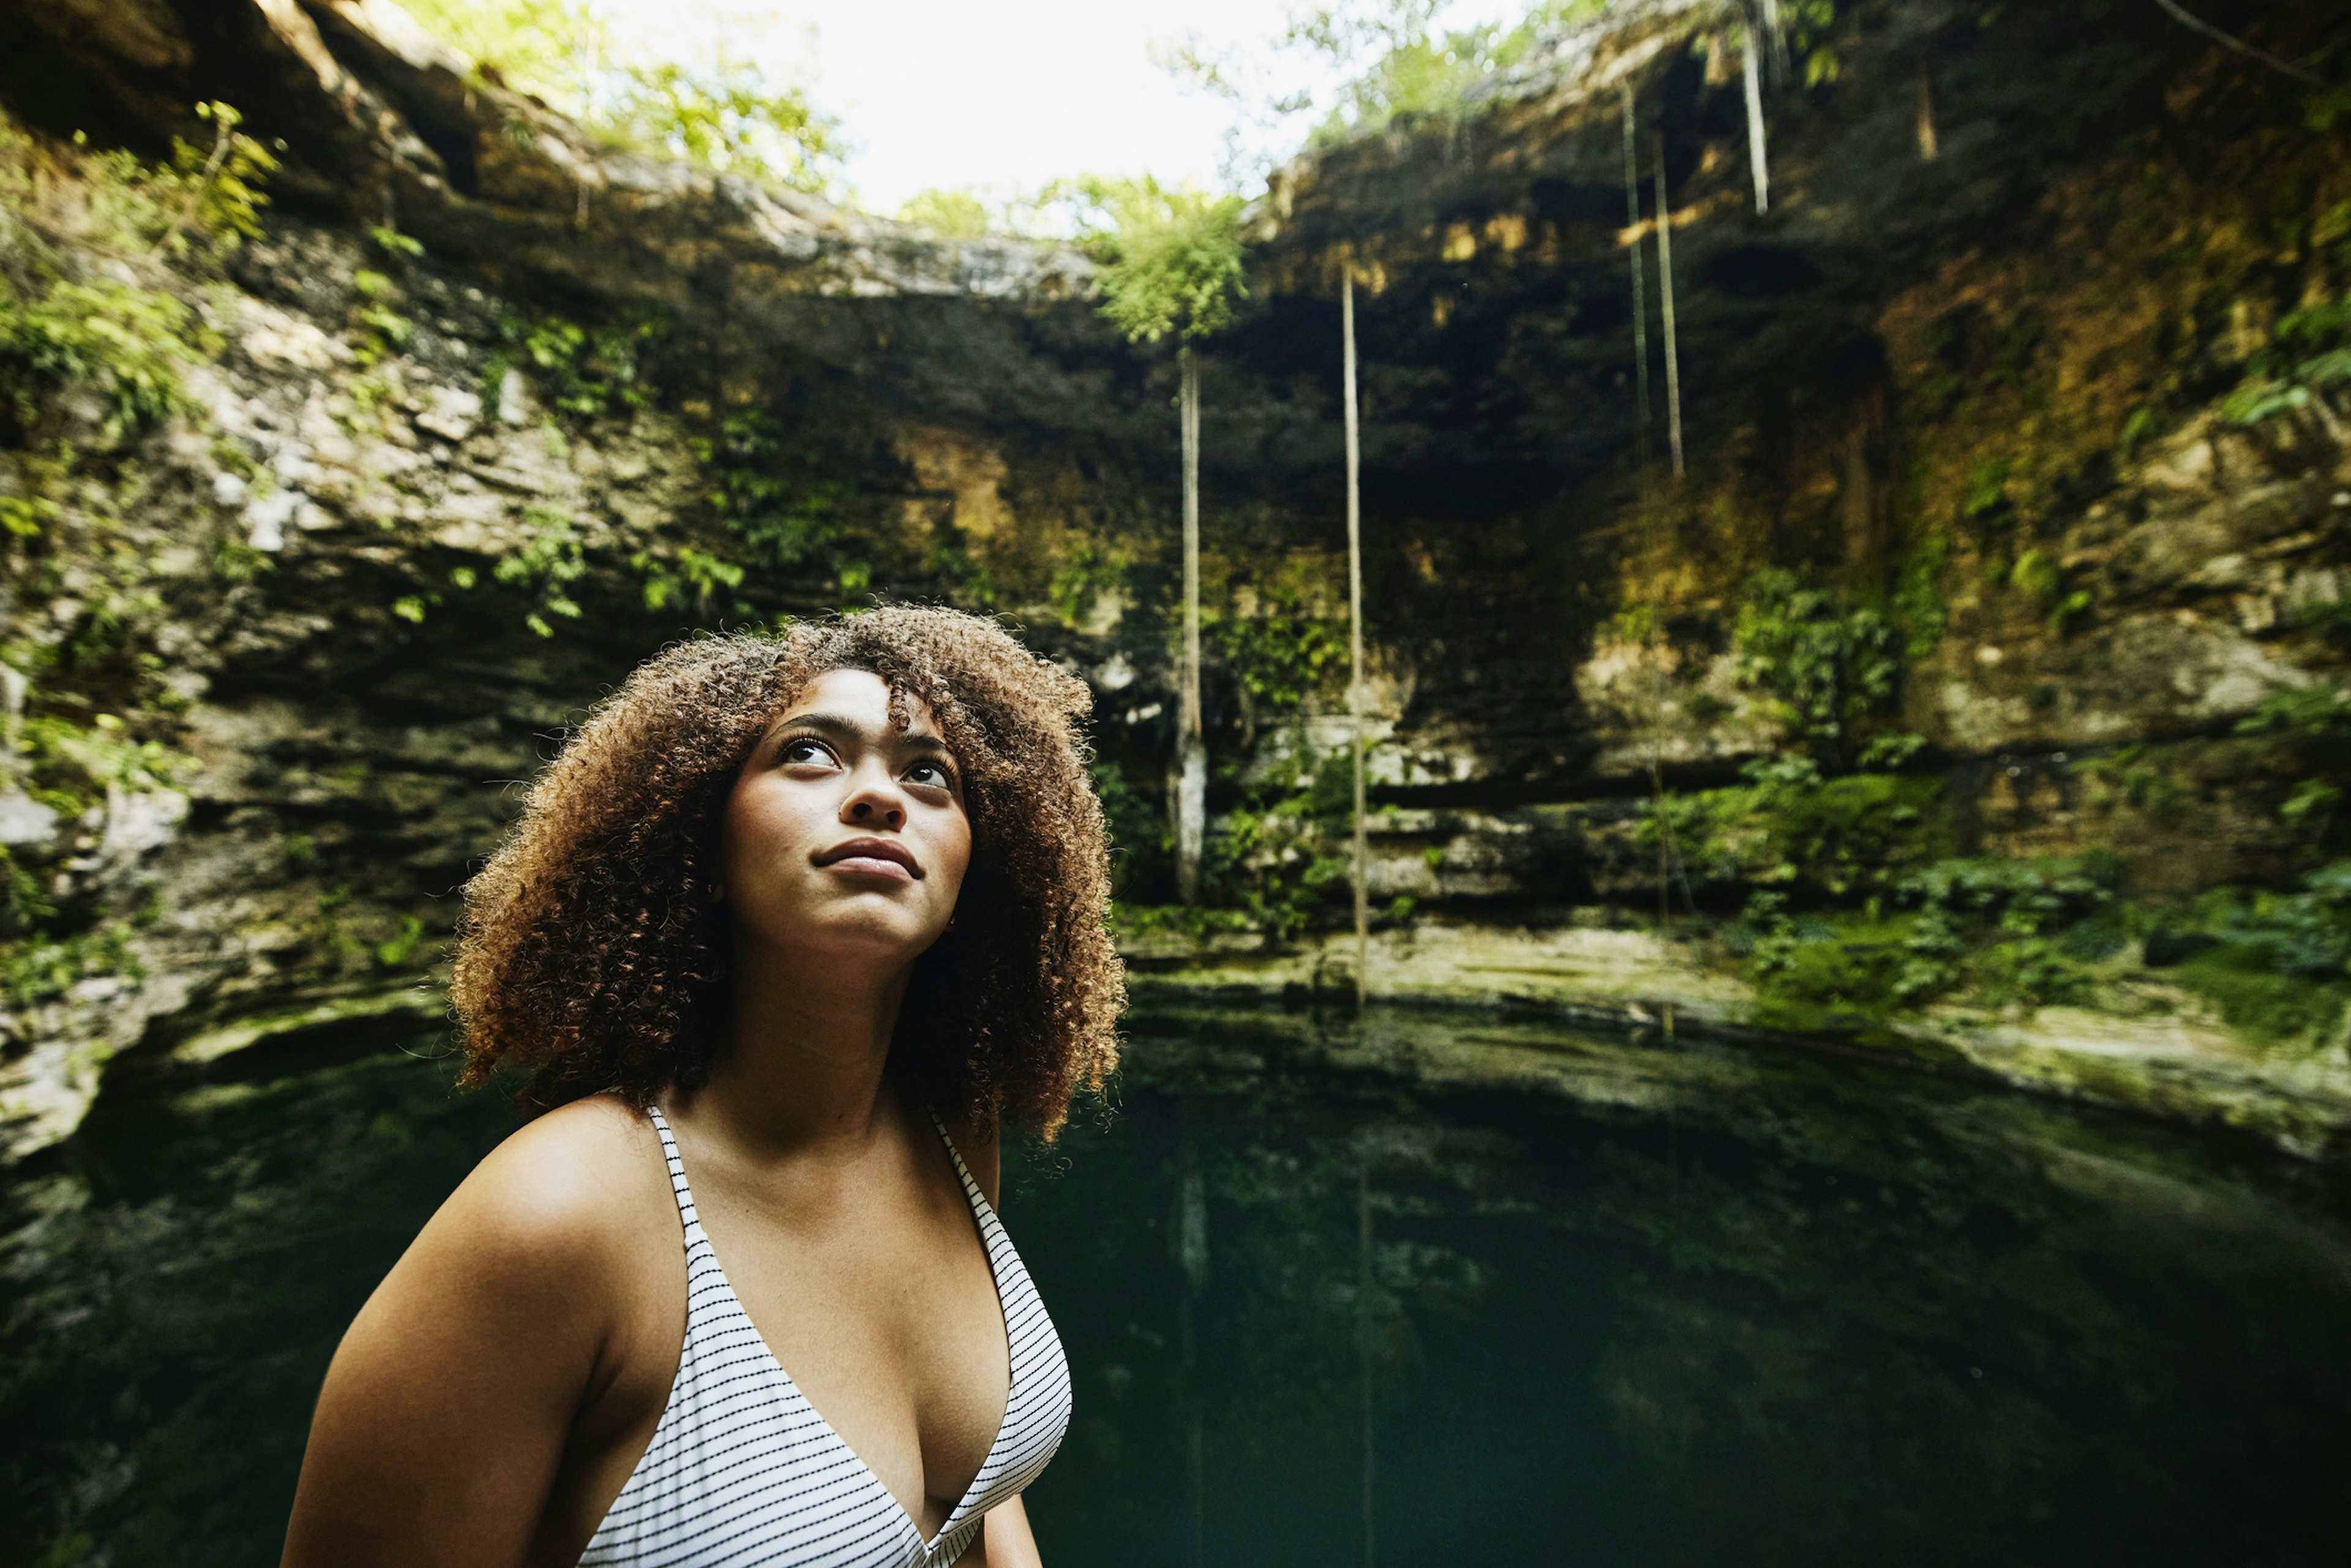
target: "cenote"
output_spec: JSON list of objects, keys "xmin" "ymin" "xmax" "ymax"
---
[{"xmin": 5, "ymin": 1005, "xmax": 2349, "ymax": 1567}]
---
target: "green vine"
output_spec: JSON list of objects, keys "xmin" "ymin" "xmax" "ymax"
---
[
  {"xmin": 694, "ymin": 411, "xmax": 868, "ymax": 600},
  {"xmin": 495, "ymin": 505, "xmax": 588, "ymax": 636},
  {"xmin": 486, "ymin": 309, "xmax": 663, "ymax": 422}
]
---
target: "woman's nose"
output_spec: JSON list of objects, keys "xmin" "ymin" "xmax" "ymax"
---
[{"xmin": 842, "ymin": 771, "xmax": 907, "ymax": 830}]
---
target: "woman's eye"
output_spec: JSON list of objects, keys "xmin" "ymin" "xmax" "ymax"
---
[
  {"xmin": 907, "ymin": 762, "xmax": 955, "ymax": 790},
  {"xmin": 781, "ymin": 739, "xmax": 833, "ymax": 767}
]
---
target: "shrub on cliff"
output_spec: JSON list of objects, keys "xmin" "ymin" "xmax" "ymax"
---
[
  {"xmin": 400, "ymin": 0, "xmax": 846, "ymax": 196},
  {"xmin": 0, "ymin": 105, "xmax": 269, "ymax": 444}
]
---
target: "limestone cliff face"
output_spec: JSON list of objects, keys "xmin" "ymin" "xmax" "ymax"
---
[
  {"xmin": 1221, "ymin": 0, "xmax": 2349, "ymax": 898},
  {"xmin": 0, "ymin": 0, "xmax": 2343, "ymax": 1158}
]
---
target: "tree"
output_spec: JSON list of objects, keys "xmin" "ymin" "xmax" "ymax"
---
[
  {"xmin": 399, "ymin": 0, "xmax": 844, "ymax": 197},
  {"xmin": 896, "ymin": 187, "xmax": 994, "ymax": 237},
  {"xmin": 1156, "ymin": 0, "xmax": 1614, "ymax": 186},
  {"xmin": 599, "ymin": 54, "xmax": 842, "ymax": 192},
  {"xmin": 1342, "ymin": 267, "xmax": 1368, "ymax": 1002},
  {"xmin": 1083, "ymin": 178, "xmax": 1246, "ymax": 904}
]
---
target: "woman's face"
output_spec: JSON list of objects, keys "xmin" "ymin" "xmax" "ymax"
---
[{"xmin": 720, "ymin": 667, "xmax": 971, "ymax": 970}]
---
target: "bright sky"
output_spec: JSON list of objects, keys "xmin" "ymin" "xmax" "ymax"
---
[{"xmin": 593, "ymin": 0, "xmax": 1524, "ymax": 214}]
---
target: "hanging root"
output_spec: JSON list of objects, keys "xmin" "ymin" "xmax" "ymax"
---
[{"xmin": 2151, "ymin": 0, "xmax": 2327, "ymax": 87}]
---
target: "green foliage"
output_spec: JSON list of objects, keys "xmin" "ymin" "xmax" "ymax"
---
[
  {"xmin": 0, "ymin": 102, "xmax": 269, "ymax": 443},
  {"xmin": 2143, "ymin": 861, "xmax": 2351, "ymax": 1045},
  {"xmin": 0, "ymin": 920, "xmax": 137, "ymax": 1009},
  {"xmin": 1122, "ymin": 745, "xmax": 1357, "ymax": 938},
  {"xmin": 1774, "ymin": 0, "xmax": 1842, "ymax": 87},
  {"xmin": 1896, "ymin": 855, "xmax": 2119, "ymax": 1010},
  {"xmin": 2281, "ymin": 778, "xmax": 2342, "ymax": 823},
  {"xmin": 2233, "ymin": 685, "xmax": 2351, "ymax": 739},
  {"xmin": 21, "ymin": 711, "xmax": 178, "ymax": 810},
  {"xmin": 599, "ymin": 55, "xmax": 844, "ymax": 192},
  {"xmin": 1113, "ymin": 900, "xmax": 1258, "ymax": 943},
  {"xmin": 373, "ymin": 913, "xmax": 426, "ymax": 970},
  {"xmin": 348, "ymin": 268, "xmax": 414, "ymax": 370},
  {"xmin": 1733, "ymin": 893, "xmax": 1925, "ymax": 1019},
  {"xmin": 489, "ymin": 310, "xmax": 661, "ymax": 421},
  {"xmin": 0, "ymin": 846, "xmax": 53, "ymax": 939},
  {"xmin": 899, "ymin": 187, "xmax": 994, "ymax": 237},
  {"xmin": 1046, "ymin": 539, "xmax": 1130, "ymax": 628},
  {"xmin": 370, "ymin": 223, "xmax": 425, "ymax": 260},
  {"xmin": 634, "ymin": 543, "xmax": 748, "ymax": 616},
  {"xmin": 695, "ymin": 411, "xmax": 866, "ymax": 598},
  {"xmin": 2008, "ymin": 547, "xmax": 2060, "ymax": 601},
  {"xmin": 896, "ymin": 186, "xmax": 1072, "ymax": 241},
  {"xmin": 1076, "ymin": 177, "xmax": 1247, "ymax": 346},
  {"xmin": 1205, "ymin": 748, "xmax": 1355, "ymax": 940},
  {"xmin": 1167, "ymin": 0, "xmax": 1611, "ymax": 156},
  {"xmin": 1730, "ymin": 568, "xmax": 1902, "ymax": 764},
  {"xmin": 2072, "ymin": 744, "xmax": 2186, "ymax": 814},
  {"xmin": 1962, "ymin": 456, "xmax": 2012, "ymax": 517},
  {"xmin": 0, "ymin": 108, "xmax": 248, "ymax": 1018},
  {"xmin": 398, "ymin": 0, "xmax": 604, "ymax": 105},
  {"xmin": 0, "ymin": 279, "xmax": 208, "ymax": 440},
  {"xmin": 2008, "ymin": 547, "xmax": 2091, "ymax": 632},
  {"xmin": 1650, "ymin": 754, "xmax": 1947, "ymax": 898},
  {"xmin": 2212, "ymin": 860, "xmax": 2351, "ymax": 980},
  {"xmin": 1286, "ymin": 2, "xmax": 1539, "ymax": 140},
  {"xmin": 159, "ymin": 102, "xmax": 277, "ymax": 253},
  {"xmin": 1210, "ymin": 569, "xmax": 1346, "ymax": 713},
  {"xmin": 2222, "ymin": 688, "xmax": 2351, "ymax": 828},
  {"xmin": 1891, "ymin": 531, "xmax": 1952, "ymax": 661},
  {"xmin": 1904, "ymin": 854, "xmax": 2118, "ymax": 940},
  {"xmin": 1733, "ymin": 853, "xmax": 2120, "ymax": 1023},
  {"xmin": 400, "ymin": 0, "xmax": 844, "ymax": 195},
  {"xmin": 1, "ymin": 489, "xmax": 58, "ymax": 539},
  {"xmin": 1091, "ymin": 759, "xmax": 1168, "ymax": 900},
  {"xmin": 2175, "ymin": 948, "xmax": 2346, "ymax": 1044},
  {"xmin": 494, "ymin": 505, "xmax": 587, "ymax": 636},
  {"xmin": 2225, "ymin": 300, "xmax": 2351, "ymax": 428}
]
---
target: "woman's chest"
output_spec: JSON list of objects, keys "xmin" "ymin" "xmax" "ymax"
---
[
  {"xmin": 694, "ymin": 1183, "xmax": 1013, "ymax": 1525},
  {"xmin": 540, "ymin": 1128, "xmax": 1023, "ymax": 1564}
]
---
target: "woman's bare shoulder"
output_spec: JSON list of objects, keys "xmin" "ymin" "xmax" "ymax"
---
[
  {"xmin": 283, "ymin": 1098, "xmax": 677, "ymax": 1566},
  {"xmin": 429, "ymin": 1094, "xmax": 677, "ymax": 1274}
]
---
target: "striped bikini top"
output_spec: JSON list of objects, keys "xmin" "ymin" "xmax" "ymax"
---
[{"xmin": 579, "ymin": 1106, "xmax": 1071, "ymax": 1567}]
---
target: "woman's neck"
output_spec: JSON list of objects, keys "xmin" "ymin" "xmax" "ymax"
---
[{"xmin": 693, "ymin": 940, "xmax": 912, "ymax": 1158}]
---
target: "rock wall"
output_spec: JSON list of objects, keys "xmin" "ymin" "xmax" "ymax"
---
[
  {"xmin": 0, "ymin": 0, "xmax": 2346, "ymax": 1160},
  {"xmin": 1229, "ymin": 0, "xmax": 2349, "ymax": 890}
]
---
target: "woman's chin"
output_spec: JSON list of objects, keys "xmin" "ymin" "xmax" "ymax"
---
[{"xmin": 756, "ymin": 909, "xmax": 946, "ymax": 968}]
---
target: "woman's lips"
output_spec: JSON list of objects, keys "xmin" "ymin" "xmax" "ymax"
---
[
  {"xmin": 825, "ymin": 855, "xmax": 915, "ymax": 882},
  {"xmin": 815, "ymin": 836, "xmax": 921, "ymax": 881}
]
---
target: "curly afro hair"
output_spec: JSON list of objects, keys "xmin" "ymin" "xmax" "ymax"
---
[{"xmin": 451, "ymin": 606, "xmax": 1124, "ymax": 1138}]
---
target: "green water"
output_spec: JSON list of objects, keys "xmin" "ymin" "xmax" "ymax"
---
[{"xmin": 5, "ymin": 1006, "xmax": 2349, "ymax": 1566}]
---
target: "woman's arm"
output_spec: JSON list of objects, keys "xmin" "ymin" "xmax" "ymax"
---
[
  {"xmin": 977, "ymin": 1495, "xmax": 1044, "ymax": 1567},
  {"xmin": 281, "ymin": 1100, "xmax": 662, "ymax": 1568}
]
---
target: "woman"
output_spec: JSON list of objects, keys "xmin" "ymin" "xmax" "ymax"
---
[{"xmin": 282, "ymin": 607, "xmax": 1123, "ymax": 1567}]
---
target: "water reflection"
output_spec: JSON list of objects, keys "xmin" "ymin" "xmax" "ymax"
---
[
  {"xmin": 1011, "ymin": 1005, "xmax": 2351, "ymax": 1567},
  {"xmin": 1176, "ymin": 1113, "xmax": 1207, "ymax": 1568},
  {"xmin": 1354, "ymin": 1138, "xmax": 1374, "ymax": 1568},
  {"xmin": 4, "ymin": 1005, "xmax": 2349, "ymax": 1567}
]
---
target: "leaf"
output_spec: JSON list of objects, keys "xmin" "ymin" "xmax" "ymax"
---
[{"xmin": 2281, "ymin": 779, "xmax": 2342, "ymax": 823}]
